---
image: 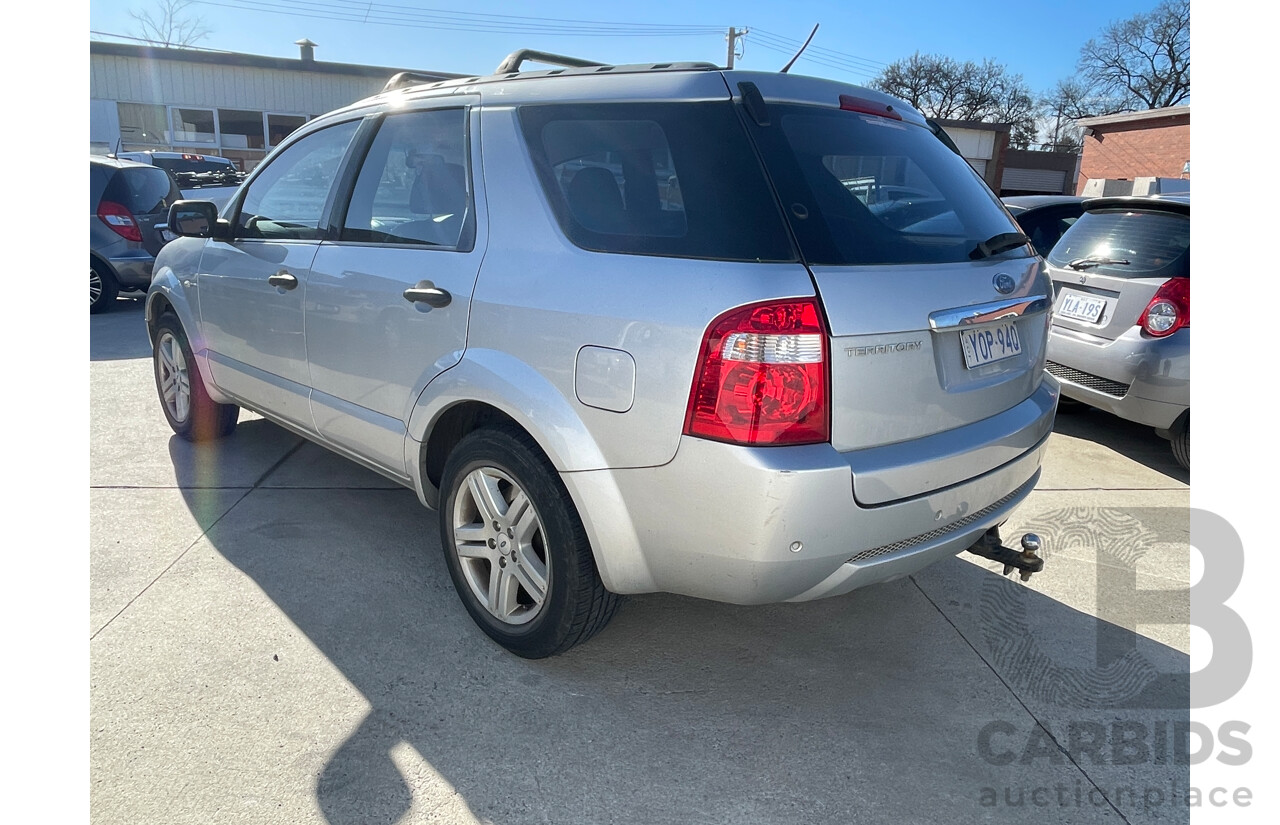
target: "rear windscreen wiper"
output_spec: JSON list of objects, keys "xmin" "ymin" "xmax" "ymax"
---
[
  {"xmin": 1067, "ymin": 255, "xmax": 1131, "ymax": 271},
  {"xmin": 970, "ymin": 232, "xmax": 1029, "ymax": 260}
]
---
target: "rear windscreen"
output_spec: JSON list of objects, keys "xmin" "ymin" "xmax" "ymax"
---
[
  {"xmin": 1048, "ymin": 208, "xmax": 1189, "ymax": 279},
  {"xmin": 746, "ymin": 105, "xmax": 1027, "ymax": 266},
  {"xmin": 102, "ymin": 167, "xmax": 181, "ymax": 216},
  {"xmin": 519, "ymin": 102, "xmax": 795, "ymax": 262}
]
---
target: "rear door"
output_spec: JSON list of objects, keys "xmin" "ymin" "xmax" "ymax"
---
[
  {"xmin": 305, "ymin": 103, "xmax": 483, "ymax": 477},
  {"xmin": 736, "ymin": 77, "xmax": 1049, "ymax": 456},
  {"xmin": 1046, "ymin": 201, "xmax": 1190, "ymax": 341}
]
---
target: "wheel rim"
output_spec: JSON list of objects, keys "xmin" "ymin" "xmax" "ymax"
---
[
  {"xmin": 451, "ymin": 466, "xmax": 550, "ymax": 626},
  {"xmin": 90, "ymin": 266, "xmax": 103, "ymax": 306},
  {"xmin": 156, "ymin": 332, "xmax": 192, "ymax": 424}
]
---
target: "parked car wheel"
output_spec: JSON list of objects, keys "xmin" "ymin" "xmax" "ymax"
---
[
  {"xmin": 1171, "ymin": 412, "xmax": 1189, "ymax": 470},
  {"xmin": 152, "ymin": 313, "xmax": 240, "ymax": 441},
  {"xmin": 439, "ymin": 426, "xmax": 620, "ymax": 658},
  {"xmin": 90, "ymin": 258, "xmax": 119, "ymax": 314}
]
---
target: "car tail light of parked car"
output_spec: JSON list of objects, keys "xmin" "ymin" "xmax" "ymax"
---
[
  {"xmin": 96, "ymin": 200, "xmax": 143, "ymax": 242},
  {"xmin": 685, "ymin": 299, "xmax": 829, "ymax": 446},
  {"xmin": 1139, "ymin": 277, "xmax": 1189, "ymax": 337}
]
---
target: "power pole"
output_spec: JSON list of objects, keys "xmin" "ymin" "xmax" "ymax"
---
[{"xmin": 725, "ymin": 26, "xmax": 748, "ymax": 69}]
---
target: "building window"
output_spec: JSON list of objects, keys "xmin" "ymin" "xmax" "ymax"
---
[
  {"xmin": 267, "ymin": 114, "xmax": 307, "ymax": 147},
  {"xmin": 171, "ymin": 107, "xmax": 216, "ymax": 144},
  {"xmin": 117, "ymin": 102, "xmax": 168, "ymax": 145},
  {"xmin": 217, "ymin": 109, "xmax": 266, "ymax": 150}
]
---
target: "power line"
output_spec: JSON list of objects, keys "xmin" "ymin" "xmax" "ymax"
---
[
  {"xmin": 192, "ymin": 0, "xmax": 725, "ymax": 37},
  {"xmin": 749, "ymin": 29, "xmax": 886, "ymax": 76}
]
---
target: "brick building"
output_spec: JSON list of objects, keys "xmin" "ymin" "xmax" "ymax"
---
[{"xmin": 1074, "ymin": 105, "xmax": 1190, "ymax": 194}]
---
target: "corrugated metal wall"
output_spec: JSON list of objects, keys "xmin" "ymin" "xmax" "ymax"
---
[{"xmin": 90, "ymin": 54, "xmax": 387, "ymax": 115}]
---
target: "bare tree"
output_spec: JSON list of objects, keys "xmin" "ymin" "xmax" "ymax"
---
[
  {"xmin": 129, "ymin": 0, "xmax": 212, "ymax": 48},
  {"xmin": 1076, "ymin": 0, "xmax": 1190, "ymax": 111},
  {"xmin": 873, "ymin": 53, "xmax": 1038, "ymax": 149}
]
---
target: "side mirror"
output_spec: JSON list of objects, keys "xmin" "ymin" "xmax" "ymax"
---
[{"xmin": 167, "ymin": 200, "xmax": 229, "ymax": 240}]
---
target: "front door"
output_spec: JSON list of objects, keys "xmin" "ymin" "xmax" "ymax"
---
[
  {"xmin": 198, "ymin": 119, "xmax": 361, "ymax": 429},
  {"xmin": 305, "ymin": 104, "xmax": 484, "ymax": 477}
]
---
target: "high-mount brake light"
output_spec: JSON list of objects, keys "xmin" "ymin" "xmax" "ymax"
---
[
  {"xmin": 684, "ymin": 299, "xmax": 829, "ymax": 446},
  {"xmin": 96, "ymin": 200, "xmax": 142, "ymax": 242},
  {"xmin": 838, "ymin": 94, "xmax": 902, "ymax": 121},
  {"xmin": 1138, "ymin": 277, "xmax": 1190, "ymax": 337}
]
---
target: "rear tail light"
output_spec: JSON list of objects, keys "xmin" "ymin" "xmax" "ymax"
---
[
  {"xmin": 1138, "ymin": 277, "xmax": 1189, "ymax": 337},
  {"xmin": 684, "ymin": 299, "xmax": 829, "ymax": 446},
  {"xmin": 97, "ymin": 200, "xmax": 142, "ymax": 242}
]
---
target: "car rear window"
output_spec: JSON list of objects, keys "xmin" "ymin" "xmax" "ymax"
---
[
  {"xmin": 1048, "ymin": 208, "xmax": 1189, "ymax": 279},
  {"xmin": 744, "ymin": 104, "xmax": 1026, "ymax": 266},
  {"xmin": 519, "ymin": 102, "xmax": 795, "ymax": 262},
  {"xmin": 101, "ymin": 167, "xmax": 181, "ymax": 216}
]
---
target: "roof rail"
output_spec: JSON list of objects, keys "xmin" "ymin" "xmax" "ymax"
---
[
  {"xmin": 495, "ymin": 49, "xmax": 605, "ymax": 74},
  {"xmin": 383, "ymin": 71, "xmax": 452, "ymax": 92}
]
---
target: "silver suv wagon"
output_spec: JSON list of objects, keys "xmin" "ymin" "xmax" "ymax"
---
[{"xmin": 147, "ymin": 52, "xmax": 1059, "ymax": 657}]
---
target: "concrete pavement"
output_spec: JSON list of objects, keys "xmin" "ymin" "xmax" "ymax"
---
[{"xmin": 90, "ymin": 299, "xmax": 1190, "ymax": 824}]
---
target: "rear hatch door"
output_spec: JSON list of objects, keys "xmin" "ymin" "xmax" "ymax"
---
[
  {"xmin": 733, "ymin": 74, "xmax": 1051, "ymax": 459},
  {"xmin": 104, "ymin": 165, "xmax": 182, "ymax": 256}
]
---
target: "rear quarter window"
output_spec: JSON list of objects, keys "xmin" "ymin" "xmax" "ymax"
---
[
  {"xmin": 102, "ymin": 167, "xmax": 181, "ymax": 216},
  {"xmin": 519, "ymin": 102, "xmax": 795, "ymax": 262},
  {"xmin": 1048, "ymin": 209, "xmax": 1189, "ymax": 279}
]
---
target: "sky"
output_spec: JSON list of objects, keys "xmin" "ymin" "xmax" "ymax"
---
[{"xmin": 88, "ymin": 0, "xmax": 1167, "ymax": 97}]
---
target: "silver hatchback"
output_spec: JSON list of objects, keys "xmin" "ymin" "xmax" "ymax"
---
[
  {"xmin": 1044, "ymin": 195, "xmax": 1190, "ymax": 469},
  {"xmin": 146, "ymin": 53, "xmax": 1058, "ymax": 657}
]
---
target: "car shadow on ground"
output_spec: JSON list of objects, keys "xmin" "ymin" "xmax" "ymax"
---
[
  {"xmin": 89, "ymin": 298, "xmax": 151, "ymax": 361},
  {"xmin": 1052, "ymin": 406, "xmax": 1189, "ymax": 485},
  {"xmin": 171, "ymin": 426, "xmax": 1190, "ymax": 824}
]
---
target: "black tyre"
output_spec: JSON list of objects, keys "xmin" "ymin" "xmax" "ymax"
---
[
  {"xmin": 152, "ymin": 313, "xmax": 240, "ymax": 441},
  {"xmin": 90, "ymin": 257, "xmax": 119, "ymax": 314},
  {"xmin": 439, "ymin": 426, "xmax": 620, "ymax": 658},
  {"xmin": 1171, "ymin": 412, "xmax": 1189, "ymax": 470}
]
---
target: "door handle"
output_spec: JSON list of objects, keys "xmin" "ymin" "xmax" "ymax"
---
[
  {"xmin": 403, "ymin": 280, "xmax": 452, "ymax": 308},
  {"xmin": 268, "ymin": 270, "xmax": 299, "ymax": 290}
]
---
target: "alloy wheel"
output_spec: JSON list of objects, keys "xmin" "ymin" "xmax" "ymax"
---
[
  {"xmin": 451, "ymin": 466, "xmax": 550, "ymax": 625},
  {"xmin": 156, "ymin": 332, "xmax": 192, "ymax": 424}
]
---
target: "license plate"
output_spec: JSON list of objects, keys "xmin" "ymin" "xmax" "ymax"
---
[
  {"xmin": 960, "ymin": 321, "xmax": 1022, "ymax": 369},
  {"xmin": 1058, "ymin": 293, "xmax": 1107, "ymax": 323}
]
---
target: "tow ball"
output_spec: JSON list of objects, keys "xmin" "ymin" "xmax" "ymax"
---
[{"xmin": 965, "ymin": 527, "xmax": 1044, "ymax": 582}]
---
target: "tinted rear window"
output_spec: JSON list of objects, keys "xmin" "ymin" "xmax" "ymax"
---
[
  {"xmin": 1048, "ymin": 208, "xmax": 1189, "ymax": 279},
  {"xmin": 101, "ymin": 167, "xmax": 181, "ymax": 216},
  {"xmin": 519, "ymin": 102, "xmax": 795, "ymax": 262},
  {"xmin": 746, "ymin": 105, "xmax": 1026, "ymax": 266}
]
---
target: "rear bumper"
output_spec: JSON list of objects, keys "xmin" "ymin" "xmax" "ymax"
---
[
  {"xmin": 1046, "ymin": 324, "xmax": 1188, "ymax": 429},
  {"xmin": 106, "ymin": 251, "xmax": 157, "ymax": 289},
  {"xmin": 562, "ymin": 418, "xmax": 1049, "ymax": 605}
]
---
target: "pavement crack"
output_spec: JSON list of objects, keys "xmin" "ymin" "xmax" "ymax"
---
[{"xmin": 910, "ymin": 574, "xmax": 1134, "ymax": 825}]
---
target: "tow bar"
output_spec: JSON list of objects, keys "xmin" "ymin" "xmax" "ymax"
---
[{"xmin": 965, "ymin": 526, "xmax": 1044, "ymax": 581}]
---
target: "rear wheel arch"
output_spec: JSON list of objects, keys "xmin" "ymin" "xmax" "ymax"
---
[{"xmin": 421, "ymin": 401, "xmax": 523, "ymax": 507}]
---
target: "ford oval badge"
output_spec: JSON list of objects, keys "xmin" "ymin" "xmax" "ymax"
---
[{"xmin": 993, "ymin": 273, "xmax": 1016, "ymax": 294}]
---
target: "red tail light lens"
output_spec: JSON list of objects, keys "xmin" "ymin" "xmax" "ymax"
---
[
  {"xmin": 685, "ymin": 299, "xmax": 829, "ymax": 446},
  {"xmin": 97, "ymin": 200, "xmax": 142, "ymax": 242},
  {"xmin": 1138, "ymin": 277, "xmax": 1189, "ymax": 337}
]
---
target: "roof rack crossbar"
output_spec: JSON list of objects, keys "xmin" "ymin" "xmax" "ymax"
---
[
  {"xmin": 495, "ymin": 49, "xmax": 605, "ymax": 74},
  {"xmin": 382, "ymin": 71, "xmax": 448, "ymax": 92}
]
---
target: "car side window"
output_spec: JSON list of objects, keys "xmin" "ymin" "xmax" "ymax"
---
[
  {"xmin": 340, "ymin": 108, "xmax": 470, "ymax": 249},
  {"xmin": 235, "ymin": 120, "xmax": 359, "ymax": 241}
]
